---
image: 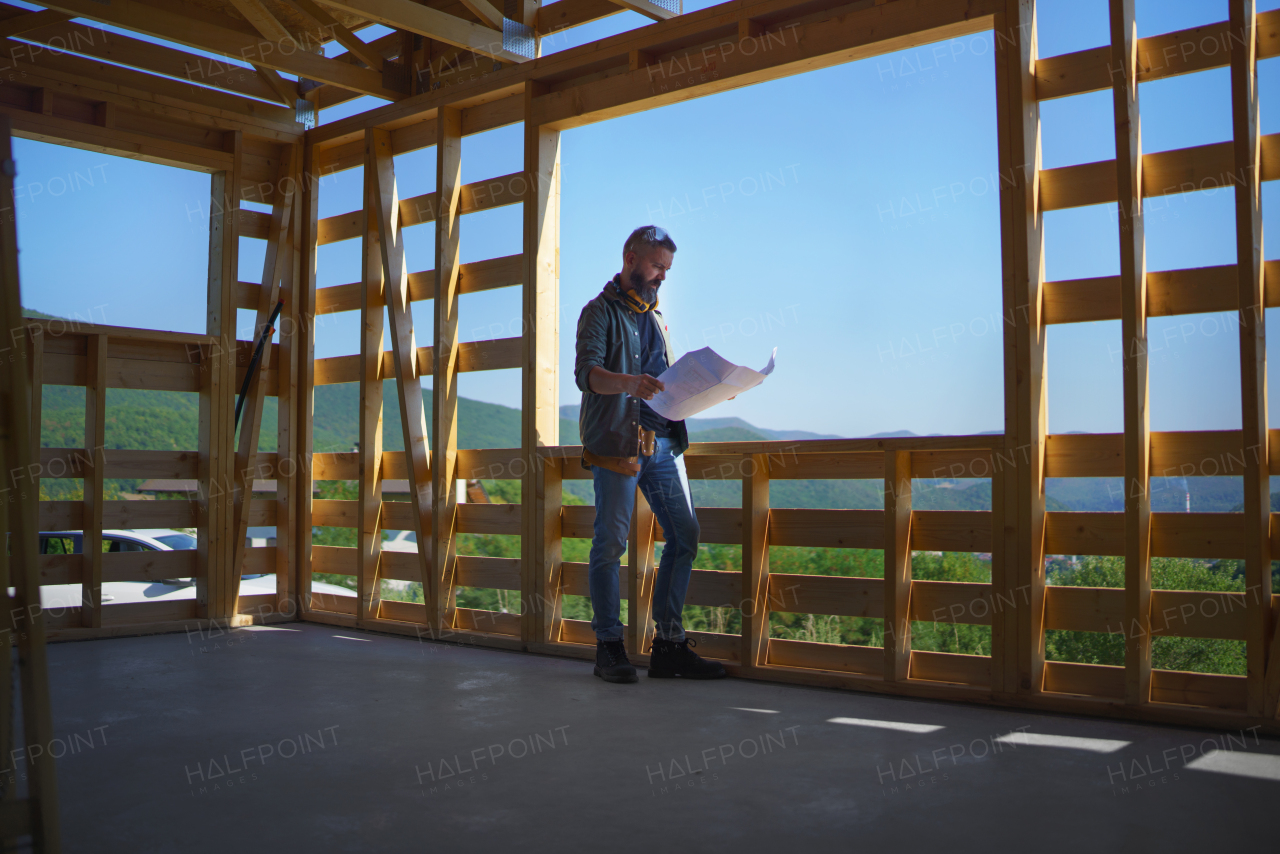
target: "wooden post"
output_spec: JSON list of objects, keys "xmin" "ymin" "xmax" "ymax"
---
[
  {"xmin": 229, "ymin": 147, "xmax": 297, "ymax": 621},
  {"xmin": 627, "ymin": 488, "xmax": 656, "ymax": 655},
  {"xmin": 81, "ymin": 332, "xmax": 106, "ymax": 628},
  {"xmin": 1110, "ymin": 0, "xmax": 1152, "ymax": 706},
  {"xmin": 521, "ymin": 80, "xmax": 561, "ymax": 644},
  {"xmin": 199, "ymin": 132, "xmax": 241, "ymax": 624},
  {"xmin": 371, "ymin": 127, "xmax": 434, "ymax": 629},
  {"xmin": 276, "ymin": 145, "xmax": 303, "ymax": 619},
  {"xmin": 296, "ymin": 140, "xmax": 320, "ymax": 617},
  {"xmin": 742, "ymin": 453, "xmax": 770, "ymax": 670},
  {"xmin": 994, "ymin": 0, "xmax": 1047, "ymax": 696},
  {"xmin": 0, "ymin": 115, "xmax": 60, "ymax": 852},
  {"xmin": 1228, "ymin": 0, "xmax": 1272, "ymax": 717},
  {"xmin": 883, "ymin": 449, "xmax": 911, "ymax": 681},
  {"xmin": 433, "ymin": 106, "xmax": 463, "ymax": 631},
  {"xmin": 359, "ymin": 135, "xmax": 386, "ymax": 625},
  {"xmin": 533, "ymin": 456, "xmax": 563, "ymax": 643},
  {"xmin": 27, "ymin": 324, "xmax": 42, "ymax": 490}
]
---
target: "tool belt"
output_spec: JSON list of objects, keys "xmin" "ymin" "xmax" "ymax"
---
[{"xmin": 583, "ymin": 428, "xmax": 656, "ymax": 476}]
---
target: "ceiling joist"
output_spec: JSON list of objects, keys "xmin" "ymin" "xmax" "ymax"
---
[
  {"xmin": 287, "ymin": 0, "xmax": 385, "ymax": 71},
  {"xmin": 35, "ymin": 0, "xmax": 406, "ymax": 99}
]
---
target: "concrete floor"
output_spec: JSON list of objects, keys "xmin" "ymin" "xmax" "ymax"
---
[{"xmin": 42, "ymin": 623, "xmax": 1280, "ymax": 853}]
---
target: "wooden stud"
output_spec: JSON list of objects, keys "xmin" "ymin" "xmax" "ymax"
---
[
  {"xmin": 433, "ymin": 106, "xmax": 463, "ymax": 631},
  {"xmin": 0, "ymin": 114, "xmax": 62, "ymax": 853},
  {"xmin": 742, "ymin": 453, "xmax": 770, "ymax": 670},
  {"xmin": 81, "ymin": 332, "xmax": 106, "ymax": 629},
  {"xmin": 33, "ymin": 88, "xmax": 53, "ymax": 117},
  {"xmin": 296, "ymin": 140, "xmax": 320, "ymax": 616},
  {"xmin": 1228, "ymin": 0, "xmax": 1274, "ymax": 717},
  {"xmin": 228, "ymin": 147, "xmax": 298, "ymax": 620},
  {"xmin": 370, "ymin": 127, "xmax": 434, "ymax": 626},
  {"xmin": 27, "ymin": 324, "xmax": 43, "ymax": 497},
  {"xmin": 275, "ymin": 144, "xmax": 303, "ymax": 619},
  {"xmin": 198, "ymin": 132, "xmax": 241, "ymax": 624},
  {"xmin": 994, "ymin": 0, "xmax": 1047, "ymax": 697},
  {"xmin": 533, "ymin": 456, "xmax": 563, "ymax": 643},
  {"xmin": 627, "ymin": 488, "xmax": 656, "ymax": 655},
  {"xmin": 359, "ymin": 136, "xmax": 386, "ymax": 624},
  {"xmin": 521, "ymin": 79, "xmax": 560, "ymax": 643},
  {"xmin": 883, "ymin": 450, "xmax": 911, "ymax": 681},
  {"xmin": 1110, "ymin": 0, "xmax": 1152, "ymax": 706}
]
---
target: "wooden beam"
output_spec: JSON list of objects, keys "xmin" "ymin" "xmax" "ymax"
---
[
  {"xmin": 433, "ymin": 105, "xmax": 463, "ymax": 630},
  {"xmin": 254, "ymin": 64, "xmax": 298, "ymax": 105},
  {"xmin": 296, "ymin": 140, "xmax": 320, "ymax": 616},
  {"xmin": 627, "ymin": 487, "xmax": 657, "ymax": 655},
  {"xmin": 994, "ymin": 0, "xmax": 1046, "ymax": 697},
  {"xmin": 742, "ymin": 453, "xmax": 770, "ymax": 670},
  {"xmin": 81, "ymin": 333, "xmax": 106, "ymax": 629},
  {"xmin": 228, "ymin": 148, "xmax": 297, "ymax": 620},
  {"xmin": 1110, "ymin": 0, "xmax": 1152, "ymax": 706},
  {"xmin": 605, "ymin": 0, "xmax": 678, "ymax": 22},
  {"xmin": 359, "ymin": 135, "xmax": 386, "ymax": 625},
  {"xmin": 521, "ymin": 78, "xmax": 558, "ymax": 643},
  {"xmin": 320, "ymin": 0, "xmax": 530, "ymax": 63},
  {"xmin": 274, "ymin": 143, "xmax": 302, "ymax": 619},
  {"xmin": 457, "ymin": 0, "xmax": 506, "ymax": 31},
  {"xmin": 1228, "ymin": 0, "xmax": 1274, "ymax": 718},
  {"xmin": 370, "ymin": 126, "xmax": 435, "ymax": 626},
  {"xmin": 0, "ymin": 8, "xmax": 68, "ymax": 38},
  {"xmin": 38, "ymin": 0, "xmax": 404, "ymax": 99},
  {"xmin": 883, "ymin": 450, "xmax": 911, "ymax": 681},
  {"xmin": 0, "ymin": 114, "xmax": 61, "ymax": 853},
  {"xmin": 228, "ymin": 0, "xmax": 297, "ymax": 45},
  {"xmin": 198, "ymin": 135, "xmax": 242, "ymax": 623},
  {"xmin": 287, "ymin": 0, "xmax": 386, "ymax": 71}
]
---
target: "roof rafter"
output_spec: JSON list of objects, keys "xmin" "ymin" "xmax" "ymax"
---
[
  {"xmin": 287, "ymin": 0, "xmax": 385, "ymax": 71},
  {"xmin": 34, "ymin": 0, "xmax": 406, "ymax": 99},
  {"xmin": 0, "ymin": 8, "xmax": 67, "ymax": 37},
  {"xmin": 318, "ymin": 0, "xmax": 527, "ymax": 63}
]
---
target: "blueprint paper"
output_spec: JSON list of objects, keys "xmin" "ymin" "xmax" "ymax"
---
[{"xmin": 646, "ymin": 346, "xmax": 776, "ymax": 421}]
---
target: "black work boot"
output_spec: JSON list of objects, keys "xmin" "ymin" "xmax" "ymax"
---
[
  {"xmin": 647, "ymin": 637, "xmax": 727, "ymax": 679},
  {"xmin": 594, "ymin": 639, "xmax": 638, "ymax": 683}
]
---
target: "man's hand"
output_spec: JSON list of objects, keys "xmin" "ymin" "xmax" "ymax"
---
[
  {"xmin": 630, "ymin": 374, "xmax": 665, "ymax": 400},
  {"xmin": 588, "ymin": 366, "xmax": 665, "ymax": 399}
]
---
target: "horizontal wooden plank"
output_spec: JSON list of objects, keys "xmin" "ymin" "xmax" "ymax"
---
[
  {"xmin": 1036, "ymin": 18, "xmax": 1241, "ymax": 100},
  {"xmin": 561, "ymin": 506, "xmax": 594, "ymax": 540},
  {"xmin": 1150, "ymin": 512, "xmax": 1244, "ymax": 559},
  {"xmin": 310, "ymin": 590, "xmax": 357, "ymax": 614},
  {"xmin": 1044, "ymin": 512, "xmax": 1125, "ymax": 557},
  {"xmin": 684, "ymin": 630, "xmax": 740, "ymax": 662},
  {"xmin": 766, "ymin": 573, "xmax": 882, "ymax": 618},
  {"xmin": 314, "ymin": 354, "xmax": 359, "ymax": 386},
  {"xmin": 910, "ymin": 581, "xmax": 993, "ymax": 626},
  {"xmin": 909, "ymin": 650, "xmax": 990, "ymax": 686},
  {"xmin": 1043, "ymin": 660, "xmax": 1246, "ymax": 709},
  {"xmin": 379, "ymin": 549, "xmax": 422, "ymax": 583},
  {"xmin": 241, "ymin": 547, "xmax": 276, "ymax": 577},
  {"xmin": 1150, "ymin": 430, "xmax": 1246, "ymax": 478},
  {"xmin": 764, "ymin": 451, "xmax": 883, "ymax": 480},
  {"xmin": 1044, "ymin": 584, "xmax": 1124, "ymax": 634},
  {"xmin": 1044, "ymin": 433, "xmax": 1124, "ymax": 478},
  {"xmin": 911, "ymin": 511, "xmax": 992, "ymax": 553},
  {"xmin": 101, "ymin": 549, "xmax": 195, "ymax": 582},
  {"xmin": 454, "ymin": 607, "xmax": 520, "ymax": 636},
  {"xmin": 1044, "ymin": 264, "xmax": 1240, "ymax": 325},
  {"xmin": 1150, "ymin": 590, "xmax": 1248, "ymax": 641},
  {"xmin": 313, "ymin": 499, "xmax": 358, "ymax": 528},
  {"xmin": 458, "ymin": 502, "xmax": 520, "ymax": 535},
  {"xmin": 685, "ymin": 569, "xmax": 741, "ymax": 609},
  {"xmin": 911, "ymin": 449, "xmax": 993, "ymax": 480},
  {"xmin": 560, "ymin": 561, "xmax": 590, "ymax": 597},
  {"xmin": 457, "ymin": 448, "xmax": 523, "ymax": 480},
  {"xmin": 381, "ymin": 501, "xmax": 424, "ymax": 534},
  {"xmin": 765, "ymin": 637, "xmax": 881, "ymax": 675},
  {"xmin": 312, "ymin": 545, "xmax": 356, "ymax": 574},
  {"xmin": 455, "ymin": 556, "xmax": 520, "ymax": 590},
  {"xmin": 769, "ymin": 509, "xmax": 883, "ymax": 549},
  {"xmin": 313, "ymin": 453, "xmax": 359, "ymax": 481},
  {"xmin": 39, "ymin": 553, "xmax": 79, "ymax": 585},
  {"xmin": 39, "ymin": 448, "xmax": 200, "ymax": 480}
]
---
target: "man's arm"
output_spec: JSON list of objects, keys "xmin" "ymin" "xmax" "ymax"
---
[{"xmin": 587, "ymin": 367, "xmax": 664, "ymax": 400}]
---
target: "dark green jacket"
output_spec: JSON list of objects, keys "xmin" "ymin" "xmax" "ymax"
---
[{"xmin": 574, "ymin": 277, "xmax": 689, "ymax": 460}]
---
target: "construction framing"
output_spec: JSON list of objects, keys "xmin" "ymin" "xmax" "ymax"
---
[{"xmin": 7, "ymin": 5, "xmax": 1280, "ymax": 815}]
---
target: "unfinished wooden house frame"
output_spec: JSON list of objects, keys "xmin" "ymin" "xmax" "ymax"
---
[{"xmin": 6, "ymin": 4, "xmax": 1280, "ymax": 840}]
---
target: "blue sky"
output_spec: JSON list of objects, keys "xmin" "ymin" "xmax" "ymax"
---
[{"xmin": 14, "ymin": 0, "xmax": 1280, "ymax": 438}]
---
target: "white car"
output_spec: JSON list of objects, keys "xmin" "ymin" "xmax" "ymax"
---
[
  {"xmin": 381, "ymin": 529, "xmax": 419, "ymax": 553},
  {"xmin": 38, "ymin": 528, "xmax": 355, "ymax": 607}
]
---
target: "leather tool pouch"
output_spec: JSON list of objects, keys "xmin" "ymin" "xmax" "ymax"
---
[{"xmin": 640, "ymin": 428, "xmax": 656, "ymax": 457}]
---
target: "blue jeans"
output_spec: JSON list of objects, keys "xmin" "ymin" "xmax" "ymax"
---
[{"xmin": 588, "ymin": 437, "xmax": 699, "ymax": 643}]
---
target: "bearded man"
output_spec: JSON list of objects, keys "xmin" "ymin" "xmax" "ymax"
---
[{"xmin": 573, "ymin": 225, "xmax": 726, "ymax": 684}]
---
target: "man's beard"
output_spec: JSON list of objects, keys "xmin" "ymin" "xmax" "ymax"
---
[{"xmin": 628, "ymin": 268, "xmax": 659, "ymax": 306}]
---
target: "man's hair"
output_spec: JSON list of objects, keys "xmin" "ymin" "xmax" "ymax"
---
[{"xmin": 623, "ymin": 225, "xmax": 677, "ymax": 258}]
